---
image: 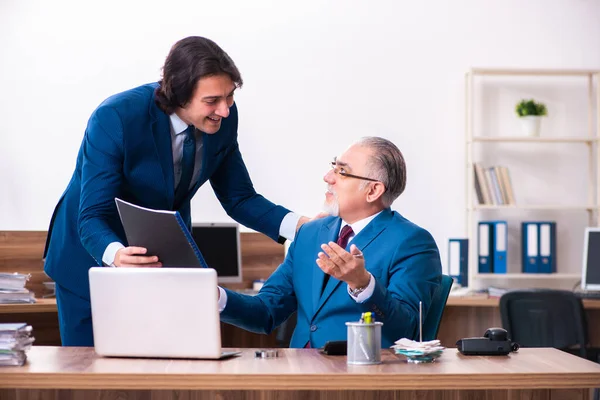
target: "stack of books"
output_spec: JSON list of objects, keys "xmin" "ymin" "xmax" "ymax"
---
[
  {"xmin": 473, "ymin": 163, "xmax": 515, "ymax": 206},
  {"xmin": 0, "ymin": 323, "xmax": 34, "ymax": 366},
  {"xmin": 0, "ymin": 273, "xmax": 35, "ymax": 304}
]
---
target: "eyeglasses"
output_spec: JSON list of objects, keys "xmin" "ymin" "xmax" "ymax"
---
[{"xmin": 329, "ymin": 160, "xmax": 379, "ymax": 182}]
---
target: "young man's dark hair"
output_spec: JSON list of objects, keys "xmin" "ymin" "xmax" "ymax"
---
[{"xmin": 155, "ymin": 36, "xmax": 243, "ymax": 114}]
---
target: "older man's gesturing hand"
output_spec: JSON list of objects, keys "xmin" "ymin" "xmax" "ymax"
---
[{"xmin": 316, "ymin": 243, "xmax": 371, "ymax": 290}]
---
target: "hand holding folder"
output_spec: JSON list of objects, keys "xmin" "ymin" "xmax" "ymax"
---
[
  {"xmin": 114, "ymin": 246, "xmax": 162, "ymax": 268},
  {"xmin": 115, "ymin": 198, "xmax": 208, "ymax": 268}
]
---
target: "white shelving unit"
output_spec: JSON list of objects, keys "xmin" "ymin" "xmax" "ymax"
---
[
  {"xmin": 465, "ymin": 68, "xmax": 600, "ymax": 288},
  {"xmin": 476, "ymin": 273, "xmax": 581, "ymax": 280}
]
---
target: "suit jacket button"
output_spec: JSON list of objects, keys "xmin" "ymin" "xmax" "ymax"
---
[{"xmin": 310, "ymin": 325, "xmax": 317, "ymax": 332}]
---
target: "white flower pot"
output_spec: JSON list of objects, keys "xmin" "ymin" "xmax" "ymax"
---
[{"xmin": 519, "ymin": 116, "xmax": 542, "ymax": 137}]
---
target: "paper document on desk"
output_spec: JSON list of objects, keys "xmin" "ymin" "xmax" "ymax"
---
[
  {"xmin": 0, "ymin": 323, "xmax": 34, "ymax": 367},
  {"xmin": 0, "ymin": 273, "xmax": 30, "ymax": 291},
  {"xmin": 392, "ymin": 338, "xmax": 444, "ymax": 352},
  {"xmin": 0, "ymin": 289, "xmax": 35, "ymax": 304}
]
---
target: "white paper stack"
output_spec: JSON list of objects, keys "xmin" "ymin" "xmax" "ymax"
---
[
  {"xmin": 487, "ymin": 286, "xmax": 510, "ymax": 298},
  {"xmin": 393, "ymin": 338, "xmax": 444, "ymax": 352},
  {"xmin": 0, "ymin": 273, "xmax": 35, "ymax": 304},
  {"xmin": 391, "ymin": 338, "xmax": 445, "ymax": 361},
  {"xmin": 0, "ymin": 323, "xmax": 35, "ymax": 366}
]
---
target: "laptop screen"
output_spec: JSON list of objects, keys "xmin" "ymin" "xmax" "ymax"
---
[
  {"xmin": 191, "ymin": 223, "xmax": 242, "ymax": 283},
  {"xmin": 583, "ymin": 229, "xmax": 600, "ymax": 291}
]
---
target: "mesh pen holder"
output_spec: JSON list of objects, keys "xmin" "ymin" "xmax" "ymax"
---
[{"xmin": 346, "ymin": 321, "xmax": 383, "ymax": 365}]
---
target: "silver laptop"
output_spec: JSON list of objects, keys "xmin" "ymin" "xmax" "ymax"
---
[{"xmin": 89, "ymin": 267, "xmax": 239, "ymax": 359}]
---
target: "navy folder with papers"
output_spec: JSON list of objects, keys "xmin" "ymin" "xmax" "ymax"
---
[
  {"xmin": 521, "ymin": 221, "xmax": 556, "ymax": 273},
  {"xmin": 478, "ymin": 222, "xmax": 494, "ymax": 273},
  {"xmin": 491, "ymin": 221, "xmax": 507, "ymax": 274},
  {"xmin": 522, "ymin": 222, "xmax": 539, "ymax": 273},
  {"xmin": 115, "ymin": 198, "xmax": 208, "ymax": 268},
  {"xmin": 448, "ymin": 239, "xmax": 468, "ymax": 287},
  {"xmin": 478, "ymin": 221, "xmax": 508, "ymax": 274}
]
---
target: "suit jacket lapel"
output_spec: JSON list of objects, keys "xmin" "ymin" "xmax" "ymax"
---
[
  {"xmin": 346, "ymin": 208, "xmax": 393, "ymax": 259},
  {"xmin": 312, "ymin": 218, "xmax": 341, "ymax": 316},
  {"xmin": 312, "ymin": 209, "xmax": 394, "ymax": 318},
  {"xmin": 149, "ymin": 101, "xmax": 175, "ymax": 207}
]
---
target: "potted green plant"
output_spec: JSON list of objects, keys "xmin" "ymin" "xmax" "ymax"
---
[{"xmin": 515, "ymin": 99, "xmax": 548, "ymax": 137}]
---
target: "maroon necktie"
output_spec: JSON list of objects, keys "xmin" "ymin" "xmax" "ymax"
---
[{"xmin": 337, "ymin": 225, "xmax": 354, "ymax": 249}]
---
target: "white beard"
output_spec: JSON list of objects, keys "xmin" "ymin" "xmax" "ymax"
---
[{"xmin": 323, "ymin": 188, "xmax": 339, "ymax": 216}]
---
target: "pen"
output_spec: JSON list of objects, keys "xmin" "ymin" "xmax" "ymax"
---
[
  {"xmin": 419, "ymin": 301, "xmax": 423, "ymax": 343},
  {"xmin": 356, "ymin": 312, "xmax": 372, "ymax": 360},
  {"xmin": 364, "ymin": 312, "xmax": 374, "ymax": 360}
]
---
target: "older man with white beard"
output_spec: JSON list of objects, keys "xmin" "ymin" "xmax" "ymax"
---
[{"xmin": 218, "ymin": 137, "xmax": 442, "ymax": 348}]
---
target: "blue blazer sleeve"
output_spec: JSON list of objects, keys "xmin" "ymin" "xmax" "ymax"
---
[
  {"xmin": 209, "ymin": 140, "xmax": 290, "ymax": 242},
  {"xmin": 220, "ymin": 247, "xmax": 298, "ymax": 334},
  {"xmin": 364, "ymin": 228, "xmax": 442, "ymax": 342},
  {"xmin": 78, "ymin": 105, "xmax": 127, "ymax": 264}
]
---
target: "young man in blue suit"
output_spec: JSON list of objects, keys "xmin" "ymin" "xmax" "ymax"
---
[
  {"xmin": 43, "ymin": 36, "xmax": 316, "ymax": 346},
  {"xmin": 219, "ymin": 137, "xmax": 443, "ymax": 348}
]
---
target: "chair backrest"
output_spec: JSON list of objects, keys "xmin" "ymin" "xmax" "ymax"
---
[
  {"xmin": 422, "ymin": 275, "xmax": 453, "ymax": 341},
  {"xmin": 499, "ymin": 289, "xmax": 588, "ymax": 358},
  {"xmin": 275, "ymin": 311, "xmax": 297, "ymax": 347}
]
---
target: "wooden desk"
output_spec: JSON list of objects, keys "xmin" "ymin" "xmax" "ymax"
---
[
  {"xmin": 0, "ymin": 299, "xmax": 279, "ymax": 348},
  {"xmin": 3, "ymin": 231, "xmax": 600, "ymax": 350},
  {"xmin": 0, "ymin": 347, "xmax": 598, "ymax": 399},
  {"xmin": 0, "ymin": 299, "xmax": 57, "ymax": 314},
  {"xmin": 4, "ymin": 297, "xmax": 600, "ymax": 349},
  {"xmin": 440, "ymin": 296, "xmax": 600, "ymax": 348},
  {"xmin": 447, "ymin": 295, "xmax": 600, "ymax": 309},
  {"xmin": 0, "ymin": 230, "xmax": 286, "ymax": 347},
  {"xmin": 0, "ymin": 300, "xmax": 61, "ymax": 346}
]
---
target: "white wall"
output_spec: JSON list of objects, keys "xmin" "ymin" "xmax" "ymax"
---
[{"xmin": 1, "ymin": 0, "xmax": 600, "ymax": 280}]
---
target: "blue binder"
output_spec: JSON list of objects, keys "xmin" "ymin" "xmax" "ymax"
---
[
  {"xmin": 478, "ymin": 222, "xmax": 494, "ymax": 273},
  {"xmin": 538, "ymin": 222, "xmax": 556, "ymax": 273},
  {"xmin": 522, "ymin": 222, "xmax": 539, "ymax": 273},
  {"xmin": 448, "ymin": 239, "xmax": 469, "ymax": 287},
  {"xmin": 491, "ymin": 221, "xmax": 508, "ymax": 274}
]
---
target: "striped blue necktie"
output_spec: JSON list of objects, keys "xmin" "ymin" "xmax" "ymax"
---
[{"xmin": 174, "ymin": 125, "xmax": 196, "ymax": 207}]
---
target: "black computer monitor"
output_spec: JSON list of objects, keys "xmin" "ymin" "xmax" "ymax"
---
[
  {"xmin": 582, "ymin": 227, "xmax": 600, "ymax": 291},
  {"xmin": 191, "ymin": 223, "xmax": 242, "ymax": 283}
]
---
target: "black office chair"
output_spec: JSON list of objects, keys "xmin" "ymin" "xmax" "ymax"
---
[
  {"xmin": 275, "ymin": 312, "xmax": 297, "ymax": 348},
  {"xmin": 499, "ymin": 289, "xmax": 593, "ymax": 359},
  {"xmin": 501, "ymin": 290, "xmax": 600, "ymax": 400},
  {"xmin": 421, "ymin": 275, "xmax": 453, "ymax": 341}
]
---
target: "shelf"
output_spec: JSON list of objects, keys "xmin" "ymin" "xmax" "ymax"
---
[
  {"xmin": 470, "ymin": 68, "xmax": 599, "ymax": 77},
  {"xmin": 470, "ymin": 137, "xmax": 598, "ymax": 143},
  {"xmin": 475, "ymin": 273, "xmax": 581, "ymax": 279},
  {"xmin": 446, "ymin": 296, "xmax": 600, "ymax": 309},
  {"xmin": 0, "ymin": 298, "xmax": 57, "ymax": 314},
  {"xmin": 465, "ymin": 68, "xmax": 600, "ymax": 288},
  {"xmin": 470, "ymin": 205, "xmax": 600, "ymax": 211}
]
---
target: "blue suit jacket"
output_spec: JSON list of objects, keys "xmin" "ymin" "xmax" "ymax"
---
[
  {"xmin": 221, "ymin": 209, "xmax": 442, "ymax": 348},
  {"xmin": 44, "ymin": 83, "xmax": 289, "ymax": 299}
]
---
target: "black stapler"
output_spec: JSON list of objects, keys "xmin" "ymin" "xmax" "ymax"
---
[
  {"xmin": 456, "ymin": 327, "xmax": 520, "ymax": 356},
  {"xmin": 321, "ymin": 340, "xmax": 347, "ymax": 356}
]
